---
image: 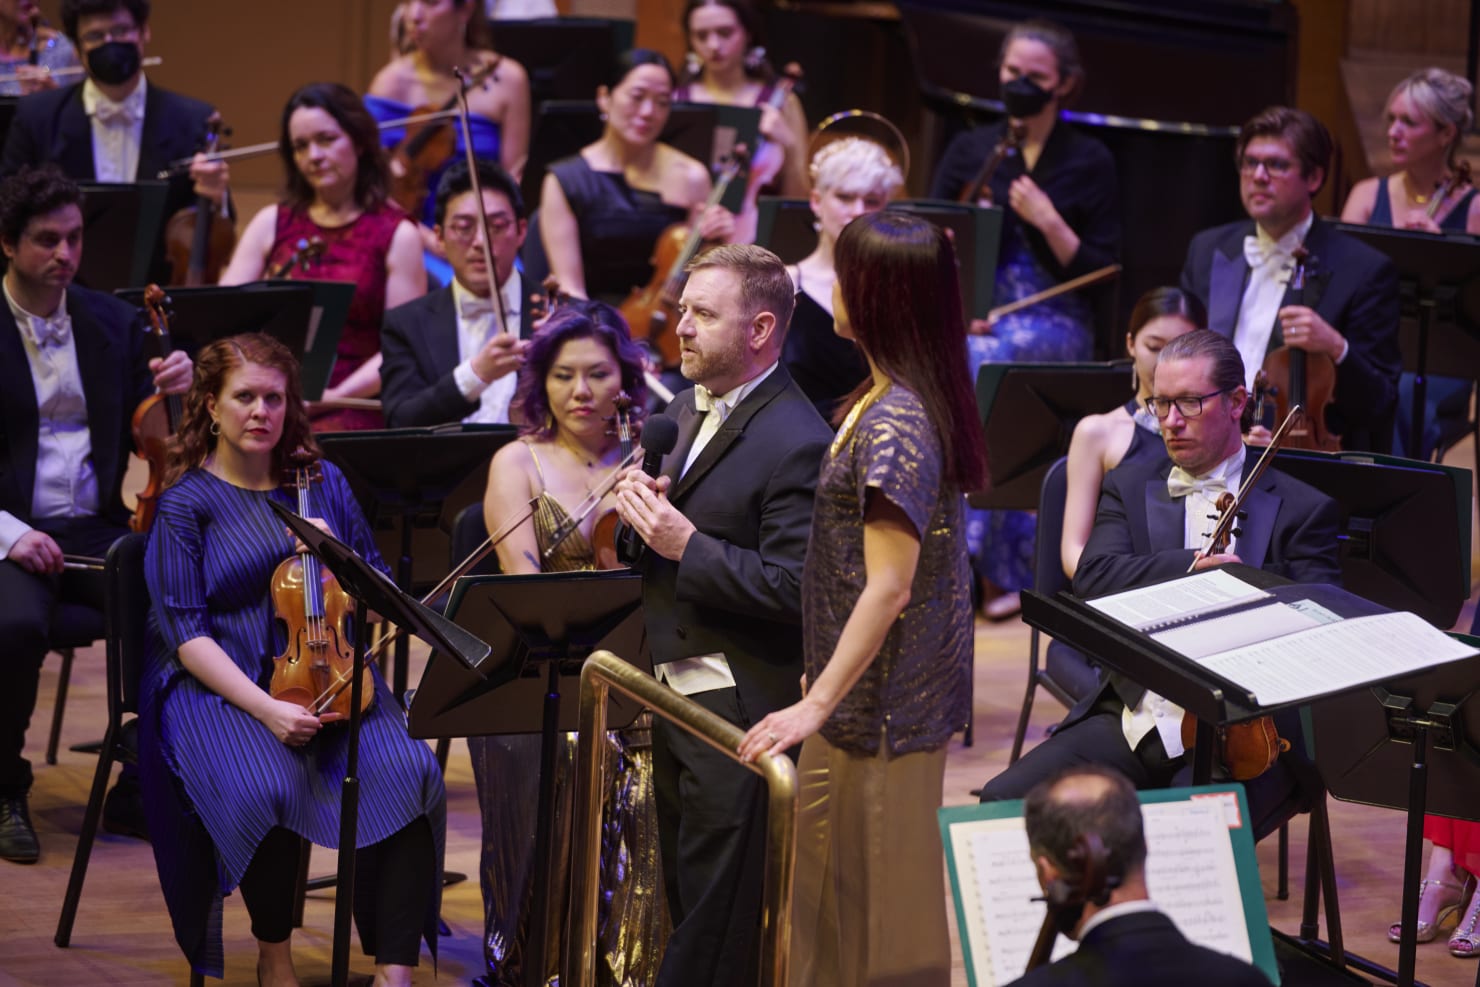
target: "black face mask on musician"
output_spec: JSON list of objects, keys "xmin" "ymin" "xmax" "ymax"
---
[
  {"xmin": 1002, "ymin": 76, "xmax": 1053, "ymax": 119},
  {"xmin": 87, "ymin": 41, "xmax": 141, "ymax": 86}
]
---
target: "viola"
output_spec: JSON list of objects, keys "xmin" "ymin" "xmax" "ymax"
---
[
  {"xmin": 128, "ymin": 286, "xmax": 183, "ymax": 533},
  {"xmin": 268, "ymin": 453, "xmax": 373, "ymax": 721},
  {"xmin": 620, "ymin": 148, "xmax": 749, "ymax": 368},
  {"xmin": 1258, "ymin": 247, "xmax": 1340, "ymax": 451},
  {"xmin": 387, "ymin": 56, "xmax": 501, "ymax": 219},
  {"xmin": 164, "ymin": 113, "xmax": 236, "ymax": 286},
  {"xmin": 592, "ymin": 392, "xmax": 636, "ymax": 570},
  {"xmin": 959, "ymin": 121, "xmax": 1027, "ymax": 205}
]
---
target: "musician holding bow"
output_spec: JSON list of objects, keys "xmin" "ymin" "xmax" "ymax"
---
[
  {"xmin": 1181, "ymin": 106, "xmax": 1402, "ymax": 453},
  {"xmin": 0, "ymin": 166, "xmax": 191, "ymax": 865},
  {"xmin": 978, "ymin": 330, "xmax": 1340, "ymax": 841}
]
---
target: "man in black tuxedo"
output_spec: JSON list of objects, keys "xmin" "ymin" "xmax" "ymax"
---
[
  {"xmin": 0, "ymin": 0, "xmax": 225, "ymax": 285},
  {"xmin": 614, "ymin": 244, "xmax": 831, "ymax": 987},
  {"xmin": 1181, "ymin": 105, "xmax": 1400, "ymax": 452},
  {"xmin": 979, "ymin": 331, "xmax": 1340, "ymax": 836},
  {"xmin": 0, "ymin": 165, "xmax": 191, "ymax": 863},
  {"xmin": 380, "ymin": 159, "xmax": 532, "ymax": 428},
  {"xmin": 1005, "ymin": 765, "xmax": 1270, "ymax": 987}
]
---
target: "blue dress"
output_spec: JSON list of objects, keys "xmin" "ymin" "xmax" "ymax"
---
[
  {"xmin": 138, "ymin": 462, "xmax": 446, "ymax": 976},
  {"xmin": 364, "ymin": 94, "xmax": 503, "ymax": 286}
]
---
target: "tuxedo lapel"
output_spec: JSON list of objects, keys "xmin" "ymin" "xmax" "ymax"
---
[
  {"xmin": 423, "ymin": 289, "xmax": 461, "ymax": 377},
  {"xmin": 662, "ymin": 398, "xmax": 704, "ymax": 486},
  {"xmin": 69, "ymin": 294, "xmax": 126, "ymax": 512},
  {"xmin": 56, "ymin": 87, "xmax": 96, "ymax": 178},
  {"xmin": 667, "ymin": 369, "xmax": 789, "ymax": 503},
  {"xmin": 1208, "ymin": 236, "xmax": 1249, "ymax": 338},
  {"xmin": 1144, "ymin": 463, "xmax": 1185, "ymax": 555},
  {"xmin": 136, "ymin": 85, "xmax": 170, "ymax": 182},
  {"xmin": 1234, "ymin": 476, "xmax": 1280, "ymax": 569},
  {"xmin": 0, "ymin": 315, "xmax": 40, "ymax": 515}
]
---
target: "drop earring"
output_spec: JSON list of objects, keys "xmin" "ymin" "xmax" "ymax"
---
[{"xmin": 743, "ymin": 45, "xmax": 766, "ymax": 74}]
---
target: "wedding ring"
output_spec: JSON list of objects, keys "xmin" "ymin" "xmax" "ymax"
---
[{"xmin": 766, "ymin": 732, "xmax": 779, "ymax": 745}]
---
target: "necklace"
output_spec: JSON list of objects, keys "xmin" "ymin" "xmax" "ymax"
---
[{"xmin": 1403, "ymin": 171, "xmax": 1440, "ymax": 206}]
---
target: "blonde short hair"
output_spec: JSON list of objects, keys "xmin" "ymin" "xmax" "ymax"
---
[
  {"xmin": 1389, "ymin": 67, "xmax": 1474, "ymax": 166},
  {"xmin": 809, "ymin": 137, "xmax": 904, "ymax": 198}
]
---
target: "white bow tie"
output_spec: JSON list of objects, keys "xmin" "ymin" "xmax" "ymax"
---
[
  {"xmin": 93, "ymin": 99, "xmax": 139, "ymax": 126},
  {"xmin": 27, "ymin": 315, "xmax": 69, "ymax": 348},
  {"xmin": 458, "ymin": 294, "xmax": 493, "ymax": 320},
  {"xmin": 692, "ymin": 385, "xmax": 730, "ymax": 419},
  {"xmin": 1167, "ymin": 466, "xmax": 1227, "ymax": 500},
  {"xmin": 1243, "ymin": 231, "xmax": 1304, "ymax": 272}
]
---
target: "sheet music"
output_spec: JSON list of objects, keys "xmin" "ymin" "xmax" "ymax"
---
[
  {"xmin": 1152, "ymin": 602, "xmax": 1321, "ymax": 660},
  {"xmin": 1087, "ymin": 570, "xmax": 1269, "ymax": 631},
  {"xmin": 1196, "ymin": 611, "xmax": 1478, "ymax": 706},
  {"xmin": 1142, "ymin": 801, "xmax": 1252, "ymax": 963},
  {"xmin": 966, "ymin": 822, "xmax": 1070, "ymax": 985}
]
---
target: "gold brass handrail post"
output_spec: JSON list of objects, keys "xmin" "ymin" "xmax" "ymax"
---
[{"xmin": 565, "ymin": 650, "xmax": 798, "ymax": 987}]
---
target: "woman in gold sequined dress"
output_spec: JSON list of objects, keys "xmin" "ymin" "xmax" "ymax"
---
[{"xmin": 473, "ymin": 303, "xmax": 665, "ymax": 986}]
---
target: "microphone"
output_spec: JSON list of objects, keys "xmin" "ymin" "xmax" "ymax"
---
[{"xmin": 617, "ymin": 414, "xmax": 679, "ymax": 564}]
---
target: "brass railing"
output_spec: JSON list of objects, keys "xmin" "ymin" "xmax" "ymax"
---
[{"xmin": 565, "ymin": 650, "xmax": 798, "ymax": 987}]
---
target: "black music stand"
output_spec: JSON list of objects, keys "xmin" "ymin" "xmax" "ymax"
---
[
  {"xmin": 114, "ymin": 280, "xmax": 352, "ymax": 400},
  {"xmin": 970, "ymin": 360, "xmax": 1135, "ymax": 508},
  {"xmin": 493, "ymin": 18, "xmax": 633, "ymax": 108},
  {"xmin": 271, "ymin": 503, "xmax": 490, "ymax": 987},
  {"xmin": 76, "ymin": 181, "xmax": 169, "ymax": 292},
  {"xmin": 1329, "ymin": 223, "xmax": 1480, "ymax": 458},
  {"xmin": 1271, "ymin": 448, "xmax": 1472, "ymax": 628},
  {"xmin": 318, "ymin": 426, "xmax": 517, "ymax": 697},
  {"xmin": 754, "ymin": 196, "xmax": 1004, "ymax": 321},
  {"xmin": 409, "ymin": 571, "xmax": 653, "ymax": 987}
]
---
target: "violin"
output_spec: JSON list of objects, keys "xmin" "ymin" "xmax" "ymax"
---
[
  {"xmin": 620, "ymin": 148, "xmax": 750, "ymax": 368},
  {"xmin": 592, "ymin": 392, "xmax": 636, "ymax": 570},
  {"xmin": 1258, "ymin": 247, "xmax": 1341, "ymax": 451},
  {"xmin": 1424, "ymin": 160, "xmax": 1473, "ymax": 222},
  {"xmin": 268, "ymin": 452, "xmax": 373, "ymax": 721},
  {"xmin": 1026, "ymin": 834, "xmax": 1117, "ymax": 971},
  {"xmin": 387, "ymin": 56, "xmax": 501, "ymax": 219},
  {"xmin": 266, "ymin": 235, "xmax": 326, "ymax": 279},
  {"xmin": 128, "ymin": 286, "xmax": 183, "ymax": 533},
  {"xmin": 1175, "ymin": 406, "xmax": 1307, "ymax": 780},
  {"xmin": 959, "ymin": 121, "xmax": 1027, "ymax": 205},
  {"xmin": 164, "ymin": 114, "xmax": 236, "ymax": 286}
]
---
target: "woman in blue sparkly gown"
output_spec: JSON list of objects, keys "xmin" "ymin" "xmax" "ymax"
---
[{"xmin": 138, "ymin": 333, "xmax": 445, "ymax": 986}]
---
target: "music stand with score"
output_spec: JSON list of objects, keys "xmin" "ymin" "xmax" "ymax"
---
[
  {"xmin": 410, "ymin": 570, "xmax": 652, "ymax": 987},
  {"xmin": 77, "ymin": 181, "xmax": 169, "ymax": 292}
]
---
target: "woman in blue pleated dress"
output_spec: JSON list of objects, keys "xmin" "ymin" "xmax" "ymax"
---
[{"xmin": 138, "ymin": 333, "xmax": 445, "ymax": 987}]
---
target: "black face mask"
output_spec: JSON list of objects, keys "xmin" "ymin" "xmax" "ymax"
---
[
  {"xmin": 87, "ymin": 41, "xmax": 141, "ymax": 86},
  {"xmin": 1002, "ymin": 76, "xmax": 1053, "ymax": 119}
]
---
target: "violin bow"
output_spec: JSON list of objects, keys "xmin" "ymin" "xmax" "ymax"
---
[
  {"xmin": 1189, "ymin": 403, "xmax": 1304, "ymax": 570},
  {"xmin": 452, "ymin": 62, "xmax": 511, "ymax": 338}
]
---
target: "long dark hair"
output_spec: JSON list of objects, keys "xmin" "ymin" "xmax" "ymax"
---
[
  {"xmin": 834, "ymin": 211, "xmax": 987, "ymax": 491},
  {"xmin": 513, "ymin": 305, "xmax": 649, "ymax": 440},
  {"xmin": 278, "ymin": 82, "xmax": 391, "ymax": 212},
  {"xmin": 165, "ymin": 333, "xmax": 318, "ymax": 489},
  {"xmin": 1127, "ymin": 286, "xmax": 1206, "ymax": 344},
  {"xmin": 683, "ymin": 0, "xmax": 772, "ymax": 82}
]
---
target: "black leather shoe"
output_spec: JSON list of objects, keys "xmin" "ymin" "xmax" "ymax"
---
[
  {"xmin": 0, "ymin": 794, "xmax": 39, "ymax": 863},
  {"xmin": 102, "ymin": 779, "xmax": 149, "ymax": 842}
]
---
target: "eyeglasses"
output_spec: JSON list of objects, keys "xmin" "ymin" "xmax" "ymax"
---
[
  {"xmin": 79, "ymin": 25, "xmax": 140, "ymax": 45},
  {"xmin": 1238, "ymin": 154, "xmax": 1295, "ymax": 178},
  {"xmin": 444, "ymin": 215, "xmax": 515, "ymax": 242},
  {"xmin": 1145, "ymin": 387, "xmax": 1234, "ymax": 420}
]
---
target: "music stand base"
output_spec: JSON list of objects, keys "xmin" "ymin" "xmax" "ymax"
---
[{"xmin": 1282, "ymin": 931, "xmax": 1421, "ymax": 987}]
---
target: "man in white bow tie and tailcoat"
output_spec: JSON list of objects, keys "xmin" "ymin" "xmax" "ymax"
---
[
  {"xmin": 1181, "ymin": 106, "xmax": 1401, "ymax": 453},
  {"xmin": 979, "ymin": 329, "xmax": 1341, "ymax": 840}
]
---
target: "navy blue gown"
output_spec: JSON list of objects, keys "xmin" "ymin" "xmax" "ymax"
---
[{"xmin": 138, "ymin": 462, "xmax": 446, "ymax": 976}]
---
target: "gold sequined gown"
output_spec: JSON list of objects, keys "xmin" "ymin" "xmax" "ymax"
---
[{"xmin": 468, "ymin": 447, "xmax": 669, "ymax": 986}]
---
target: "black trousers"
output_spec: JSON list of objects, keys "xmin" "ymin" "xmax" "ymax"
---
[
  {"xmin": 652, "ymin": 686, "xmax": 769, "ymax": 987},
  {"xmin": 237, "ymin": 817, "xmax": 435, "ymax": 966},
  {"xmin": 0, "ymin": 515, "xmax": 123, "ymax": 797}
]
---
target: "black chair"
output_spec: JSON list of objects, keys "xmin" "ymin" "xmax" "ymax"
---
[
  {"xmin": 431, "ymin": 502, "xmax": 500, "ymax": 772},
  {"xmin": 52, "ymin": 533, "xmax": 205, "ymax": 986},
  {"xmin": 1008, "ymin": 456, "xmax": 1099, "ymax": 764},
  {"xmin": 45, "ymin": 602, "xmax": 105, "ymax": 765}
]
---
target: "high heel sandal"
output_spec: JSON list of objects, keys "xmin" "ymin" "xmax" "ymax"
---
[
  {"xmin": 1388, "ymin": 875, "xmax": 1472, "ymax": 943},
  {"xmin": 1450, "ymin": 890, "xmax": 1480, "ymax": 958}
]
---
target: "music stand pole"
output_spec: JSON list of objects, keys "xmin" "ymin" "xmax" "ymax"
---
[
  {"xmin": 330, "ymin": 599, "xmax": 371, "ymax": 987},
  {"xmin": 526, "ymin": 660, "xmax": 563, "ymax": 987},
  {"xmin": 1410, "ymin": 301, "xmax": 1431, "ymax": 460}
]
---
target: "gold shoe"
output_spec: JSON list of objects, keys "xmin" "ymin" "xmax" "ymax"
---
[
  {"xmin": 1389, "ymin": 876, "xmax": 1470, "ymax": 943},
  {"xmin": 1450, "ymin": 891, "xmax": 1480, "ymax": 957}
]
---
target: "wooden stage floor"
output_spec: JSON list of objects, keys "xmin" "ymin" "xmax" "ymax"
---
[{"xmin": 4, "ymin": 452, "xmax": 1478, "ymax": 985}]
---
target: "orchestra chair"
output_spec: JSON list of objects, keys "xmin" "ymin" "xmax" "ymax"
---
[
  {"xmin": 45, "ymin": 602, "xmax": 106, "ymax": 764},
  {"xmin": 52, "ymin": 532, "xmax": 206, "ymax": 986},
  {"xmin": 1008, "ymin": 456, "xmax": 1099, "ymax": 764}
]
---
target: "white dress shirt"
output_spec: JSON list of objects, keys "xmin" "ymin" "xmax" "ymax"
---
[
  {"xmin": 450, "ymin": 272, "xmax": 522, "ymax": 424},
  {"xmin": 657, "ymin": 362, "xmax": 779, "ymax": 697},
  {"xmin": 1122, "ymin": 446, "xmax": 1245, "ymax": 758},
  {"xmin": 1077, "ymin": 899, "xmax": 1161, "ymax": 939},
  {"xmin": 1232, "ymin": 211, "xmax": 1312, "ymax": 391},
  {"xmin": 0, "ymin": 283, "xmax": 99, "ymax": 559},
  {"xmin": 82, "ymin": 76, "xmax": 147, "ymax": 183}
]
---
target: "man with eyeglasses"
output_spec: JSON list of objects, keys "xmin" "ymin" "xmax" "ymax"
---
[
  {"xmin": 0, "ymin": 0, "xmax": 225, "ymax": 285},
  {"xmin": 979, "ymin": 330, "xmax": 1339, "ymax": 837},
  {"xmin": 1181, "ymin": 106, "xmax": 1401, "ymax": 453},
  {"xmin": 380, "ymin": 158, "xmax": 532, "ymax": 428}
]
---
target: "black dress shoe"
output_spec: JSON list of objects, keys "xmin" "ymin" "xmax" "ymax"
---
[{"xmin": 0, "ymin": 794, "xmax": 39, "ymax": 863}]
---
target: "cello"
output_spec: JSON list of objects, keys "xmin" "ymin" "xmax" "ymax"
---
[
  {"xmin": 128, "ymin": 286, "xmax": 183, "ymax": 533},
  {"xmin": 1258, "ymin": 247, "xmax": 1340, "ymax": 450}
]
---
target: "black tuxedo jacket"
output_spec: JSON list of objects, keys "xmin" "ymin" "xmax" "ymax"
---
[
  {"xmin": 636, "ymin": 365, "xmax": 831, "ymax": 723},
  {"xmin": 0, "ymin": 286, "xmax": 151, "ymax": 529},
  {"xmin": 1006, "ymin": 911, "xmax": 1270, "ymax": 987},
  {"xmin": 379, "ymin": 282, "xmax": 532, "ymax": 428},
  {"xmin": 1067, "ymin": 450, "xmax": 1340, "ymax": 719},
  {"xmin": 1180, "ymin": 216, "xmax": 1402, "ymax": 452}
]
